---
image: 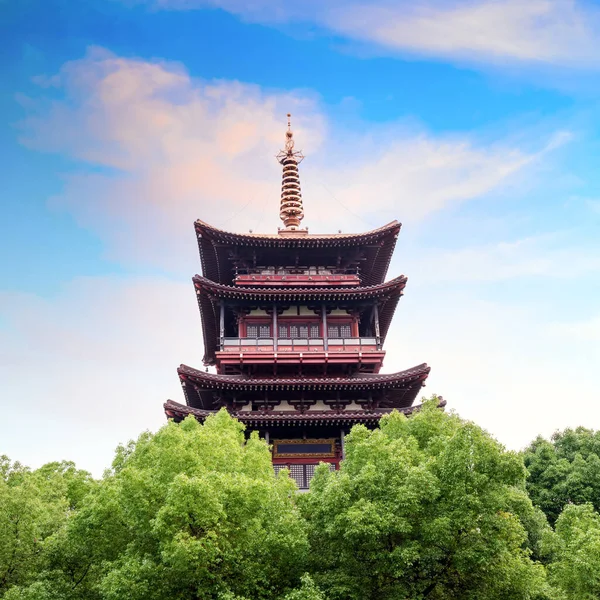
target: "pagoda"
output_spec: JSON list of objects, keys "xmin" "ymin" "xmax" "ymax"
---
[{"xmin": 164, "ymin": 115, "xmax": 439, "ymax": 489}]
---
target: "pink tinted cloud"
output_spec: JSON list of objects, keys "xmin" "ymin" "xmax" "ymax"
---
[{"xmin": 19, "ymin": 47, "xmax": 553, "ymax": 271}]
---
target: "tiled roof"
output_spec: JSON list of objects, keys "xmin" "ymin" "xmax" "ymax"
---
[
  {"xmin": 195, "ymin": 219, "xmax": 401, "ymax": 287},
  {"xmin": 177, "ymin": 363, "xmax": 430, "ymax": 412},
  {"xmin": 195, "ymin": 218, "xmax": 401, "ymax": 244},
  {"xmin": 178, "ymin": 363, "xmax": 430, "ymax": 387},
  {"xmin": 193, "ymin": 274, "xmax": 407, "ymax": 300},
  {"xmin": 163, "ymin": 396, "xmax": 446, "ymax": 425}
]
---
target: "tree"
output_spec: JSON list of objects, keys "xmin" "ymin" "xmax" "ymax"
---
[
  {"xmin": 4, "ymin": 410, "xmax": 309, "ymax": 600},
  {"xmin": 547, "ymin": 503, "xmax": 600, "ymax": 599},
  {"xmin": 524, "ymin": 428, "xmax": 600, "ymax": 524},
  {"xmin": 0, "ymin": 458, "xmax": 92, "ymax": 597},
  {"xmin": 301, "ymin": 399, "xmax": 554, "ymax": 600}
]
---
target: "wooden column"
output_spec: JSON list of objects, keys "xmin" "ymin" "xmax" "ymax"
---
[
  {"xmin": 373, "ymin": 302, "xmax": 381, "ymax": 350},
  {"xmin": 322, "ymin": 303, "xmax": 328, "ymax": 351},
  {"xmin": 219, "ymin": 299, "xmax": 225, "ymax": 350},
  {"xmin": 272, "ymin": 303, "xmax": 278, "ymax": 352},
  {"xmin": 340, "ymin": 429, "xmax": 345, "ymax": 460}
]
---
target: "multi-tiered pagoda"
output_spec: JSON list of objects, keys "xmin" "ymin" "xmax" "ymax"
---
[{"xmin": 164, "ymin": 115, "xmax": 439, "ymax": 489}]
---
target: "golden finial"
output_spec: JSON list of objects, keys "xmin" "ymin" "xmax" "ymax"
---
[{"xmin": 276, "ymin": 113, "xmax": 305, "ymax": 232}]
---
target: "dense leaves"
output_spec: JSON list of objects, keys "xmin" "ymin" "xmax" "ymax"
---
[
  {"xmin": 301, "ymin": 401, "xmax": 553, "ymax": 600},
  {"xmin": 0, "ymin": 458, "xmax": 93, "ymax": 597},
  {"xmin": 524, "ymin": 427, "xmax": 600, "ymax": 524},
  {"xmin": 3, "ymin": 403, "xmax": 600, "ymax": 599},
  {"xmin": 546, "ymin": 503, "xmax": 600, "ymax": 599},
  {"xmin": 3, "ymin": 411, "xmax": 308, "ymax": 600}
]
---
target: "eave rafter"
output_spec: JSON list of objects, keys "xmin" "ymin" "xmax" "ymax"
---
[{"xmin": 164, "ymin": 394, "xmax": 445, "ymax": 425}]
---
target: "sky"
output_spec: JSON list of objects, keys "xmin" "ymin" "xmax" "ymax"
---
[{"xmin": 1, "ymin": 0, "xmax": 599, "ymax": 475}]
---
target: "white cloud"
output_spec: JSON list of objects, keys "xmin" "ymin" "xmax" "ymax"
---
[
  {"xmin": 18, "ymin": 47, "xmax": 553, "ymax": 271},
  {"xmin": 552, "ymin": 314, "xmax": 600, "ymax": 342},
  {"xmin": 141, "ymin": 0, "xmax": 600, "ymax": 68},
  {"xmin": 8, "ymin": 48, "xmax": 595, "ymax": 473},
  {"xmin": 2, "ymin": 274, "xmax": 598, "ymax": 476},
  {"xmin": 325, "ymin": 0, "xmax": 600, "ymax": 67},
  {"xmin": 405, "ymin": 232, "xmax": 600, "ymax": 283},
  {"xmin": 384, "ymin": 290, "xmax": 600, "ymax": 450},
  {"xmin": 0, "ymin": 276, "xmax": 200, "ymax": 475}
]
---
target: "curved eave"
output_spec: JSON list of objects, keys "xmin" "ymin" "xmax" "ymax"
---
[
  {"xmin": 193, "ymin": 274, "xmax": 407, "ymax": 301},
  {"xmin": 164, "ymin": 396, "xmax": 446, "ymax": 425},
  {"xmin": 195, "ymin": 219, "xmax": 402, "ymax": 287},
  {"xmin": 179, "ymin": 362, "xmax": 430, "ymax": 388},
  {"xmin": 177, "ymin": 363, "xmax": 430, "ymax": 410}
]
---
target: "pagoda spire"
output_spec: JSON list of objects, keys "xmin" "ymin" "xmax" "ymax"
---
[{"xmin": 276, "ymin": 114, "xmax": 306, "ymax": 232}]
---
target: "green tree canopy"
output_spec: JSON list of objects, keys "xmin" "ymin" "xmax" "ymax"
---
[
  {"xmin": 3, "ymin": 410, "xmax": 309, "ymax": 600},
  {"xmin": 524, "ymin": 427, "xmax": 600, "ymax": 524},
  {"xmin": 0, "ymin": 458, "xmax": 93, "ymax": 597},
  {"xmin": 547, "ymin": 503, "xmax": 600, "ymax": 599},
  {"xmin": 300, "ymin": 400, "xmax": 554, "ymax": 600}
]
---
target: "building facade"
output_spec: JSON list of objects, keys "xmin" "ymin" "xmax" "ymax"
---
[{"xmin": 164, "ymin": 116, "xmax": 439, "ymax": 489}]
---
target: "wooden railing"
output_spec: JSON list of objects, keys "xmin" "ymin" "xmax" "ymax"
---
[{"xmin": 221, "ymin": 337, "xmax": 378, "ymax": 351}]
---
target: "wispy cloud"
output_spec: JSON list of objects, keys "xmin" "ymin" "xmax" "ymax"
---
[
  {"xmin": 552, "ymin": 314, "xmax": 600, "ymax": 342},
  {"xmin": 325, "ymin": 0, "xmax": 600, "ymax": 67},
  {"xmin": 407, "ymin": 232, "xmax": 600, "ymax": 283},
  {"xmin": 18, "ymin": 47, "xmax": 554, "ymax": 271},
  {"xmin": 0, "ymin": 276, "xmax": 199, "ymax": 474},
  {"xmin": 141, "ymin": 0, "xmax": 600, "ymax": 68},
  {"xmin": 6, "ymin": 47, "xmax": 596, "ymax": 472}
]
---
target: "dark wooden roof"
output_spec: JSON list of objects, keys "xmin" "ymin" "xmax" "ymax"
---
[
  {"xmin": 193, "ymin": 274, "xmax": 407, "ymax": 301},
  {"xmin": 195, "ymin": 275, "xmax": 406, "ymax": 365},
  {"xmin": 164, "ymin": 396, "xmax": 446, "ymax": 426},
  {"xmin": 177, "ymin": 363, "xmax": 430, "ymax": 410},
  {"xmin": 195, "ymin": 219, "xmax": 402, "ymax": 286}
]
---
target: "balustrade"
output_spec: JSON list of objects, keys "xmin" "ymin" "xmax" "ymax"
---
[{"xmin": 220, "ymin": 337, "xmax": 378, "ymax": 351}]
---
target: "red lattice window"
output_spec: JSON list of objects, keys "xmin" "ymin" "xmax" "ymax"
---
[
  {"xmin": 273, "ymin": 463, "xmax": 336, "ymax": 489},
  {"xmin": 328, "ymin": 323, "xmax": 352, "ymax": 338},
  {"xmin": 246, "ymin": 324, "xmax": 271, "ymax": 338},
  {"xmin": 278, "ymin": 322, "xmax": 320, "ymax": 338}
]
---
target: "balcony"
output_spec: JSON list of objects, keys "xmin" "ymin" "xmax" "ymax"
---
[
  {"xmin": 221, "ymin": 337, "xmax": 379, "ymax": 352},
  {"xmin": 217, "ymin": 337, "xmax": 384, "ymax": 374}
]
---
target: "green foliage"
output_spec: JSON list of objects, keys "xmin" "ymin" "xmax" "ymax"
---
[
  {"xmin": 281, "ymin": 575, "xmax": 326, "ymax": 600},
  {"xmin": 524, "ymin": 428, "xmax": 600, "ymax": 524},
  {"xmin": 12, "ymin": 403, "xmax": 600, "ymax": 600},
  {"xmin": 300, "ymin": 400, "xmax": 554, "ymax": 600},
  {"xmin": 0, "ymin": 457, "xmax": 92, "ymax": 597},
  {"xmin": 3, "ymin": 410, "xmax": 308, "ymax": 600},
  {"xmin": 547, "ymin": 503, "xmax": 600, "ymax": 599}
]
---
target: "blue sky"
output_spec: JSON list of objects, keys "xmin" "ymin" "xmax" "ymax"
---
[{"xmin": 1, "ymin": 0, "xmax": 600, "ymax": 474}]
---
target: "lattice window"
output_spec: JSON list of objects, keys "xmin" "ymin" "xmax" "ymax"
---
[
  {"xmin": 275, "ymin": 463, "xmax": 336, "ymax": 490},
  {"xmin": 246, "ymin": 324, "xmax": 258, "ymax": 338},
  {"xmin": 258, "ymin": 325, "xmax": 271, "ymax": 338},
  {"xmin": 340, "ymin": 324, "xmax": 352, "ymax": 338},
  {"xmin": 279, "ymin": 322, "xmax": 320, "ymax": 339},
  {"xmin": 289, "ymin": 465, "xmax": 305, "ymax": 489},
  {"xmin": 305, "ymin": 464, "xmax": 317, "ymax": 482},
  {"xmin": 328, "ymin": 323, "xmax": 352, "ymax": 339}
]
